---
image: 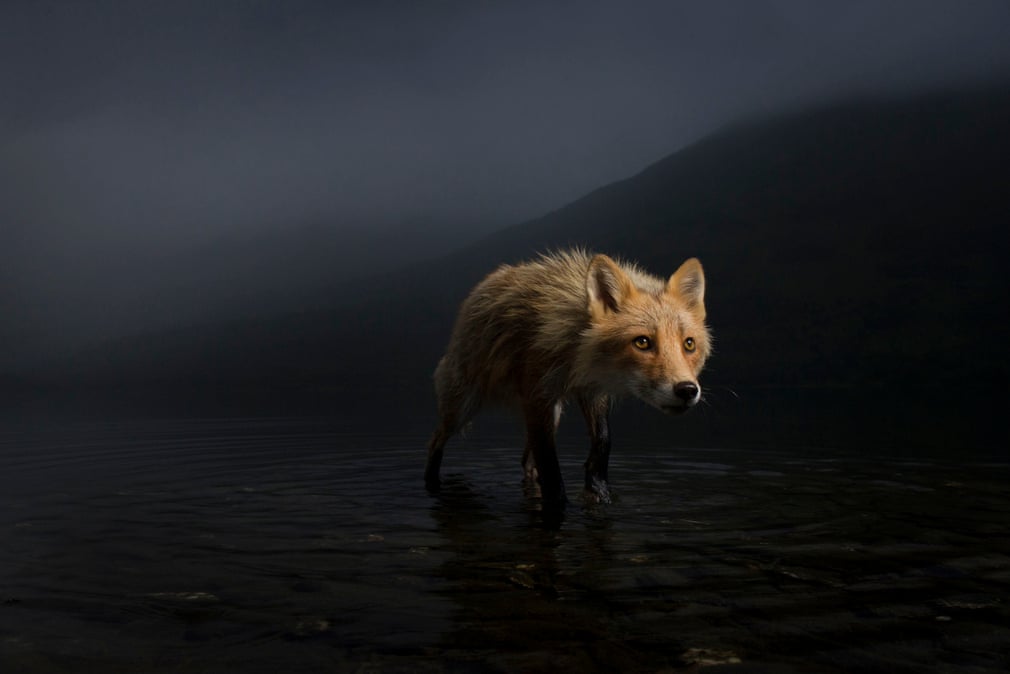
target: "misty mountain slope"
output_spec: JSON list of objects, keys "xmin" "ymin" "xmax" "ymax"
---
[
  {"xmin": 444, "ymin": 87, "xmax": 1010, "ymax": 384},
  {"xmin": 0, "ymin": 208, "xmax": 491, "ymax": 371},
  {"xmin": 32, "ymin": 86, "xmax": 1010, "ymax": 408}
]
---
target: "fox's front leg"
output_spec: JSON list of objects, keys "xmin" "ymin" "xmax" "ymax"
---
[
  {"xmin": 580, "ymin": 394, "xmax": 613, "ymax": 503},
  {"xmin": 521, "ymin": 444, "xmax": 538, "ymax": 480},
  {"xmin": 523, "ymin": 400, "xmax": 566, "ymax": 509}
]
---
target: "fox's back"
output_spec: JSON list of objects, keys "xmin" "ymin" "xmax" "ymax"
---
[{"xmin": 444, "ymin": 251, "xmax": 591, "ymax": 399}]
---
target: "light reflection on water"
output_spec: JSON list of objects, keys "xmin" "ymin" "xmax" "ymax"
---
[{"xmin": 1, "ymin": 417, "xmax": 1008, "ymax": 672}]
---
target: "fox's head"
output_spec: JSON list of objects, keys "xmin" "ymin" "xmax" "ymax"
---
[{"xmin": 580, "ymin": 254, "xmax": 711, "ymax": 414}]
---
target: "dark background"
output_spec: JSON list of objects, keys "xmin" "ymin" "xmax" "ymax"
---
[{"xmin": 2, "ymin": 1, "xmax": 1008, "ymax": 454}]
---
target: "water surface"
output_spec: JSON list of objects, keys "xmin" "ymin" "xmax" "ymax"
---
[{"xmin": 1, "ymin": 417, "xmax": 1008, "ymax": 672}]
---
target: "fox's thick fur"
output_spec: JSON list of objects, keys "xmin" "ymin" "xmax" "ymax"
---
[{"xmin": 425, "ymin": 249, "xmax": 710, "ymax": 506}]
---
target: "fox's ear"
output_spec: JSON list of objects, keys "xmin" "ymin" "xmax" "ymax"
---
[
  {"xmin": 667, "ymin": 258, "xmax": 705, "ymax": 316},
  {"xmin": 587, "ymin": 254, "xmax": 635, "ymax": 316}
]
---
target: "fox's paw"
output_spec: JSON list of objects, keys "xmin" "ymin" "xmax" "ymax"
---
[{"xmin": 584, "ymin": 476, "xmax": 613, "ymax": 505}]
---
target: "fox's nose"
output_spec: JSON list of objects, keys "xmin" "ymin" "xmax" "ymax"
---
[{"xmin": 673, "ymin": 381, "xmax": 699, "ymax": 404}]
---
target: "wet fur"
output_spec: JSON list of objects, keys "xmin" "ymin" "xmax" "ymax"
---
[{"xmin": 425, "ymin": 249, "xmax": 710, "ymax": 507}]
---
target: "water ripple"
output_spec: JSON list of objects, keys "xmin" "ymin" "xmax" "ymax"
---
[{"xmin": 1, "ymin": 418, "xmax": 1008, "ymax": 672}]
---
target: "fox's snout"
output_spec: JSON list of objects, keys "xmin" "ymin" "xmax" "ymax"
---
[
  {"xmin": 658, "ymin": 380, "xmax": 701, "ymax": 413},
  {"xmin": 674, "ymin": 381, "xmax": 700, "ymax": 405}
]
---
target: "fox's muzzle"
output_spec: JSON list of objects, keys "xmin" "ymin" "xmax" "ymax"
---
[{"xmin": 674, "ymin": 381, "xmax": 699, "ymax": 404}]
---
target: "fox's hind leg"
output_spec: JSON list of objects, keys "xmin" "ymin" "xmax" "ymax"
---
[
  {"xmin": 580, "ymin": 394, "xmax": 613, "ymax": 503},
  {"xmin": 425, "ymin": 423, "xmax": 451, "ymax": 489},
  {"xmin": 426, "ymin": 405, "xmax": 476, "ymax": 489},
  {"xmin": 425, "ymin": 359, "xmax": 478, "ymax": 489}
]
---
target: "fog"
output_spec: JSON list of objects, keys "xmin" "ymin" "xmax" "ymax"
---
[{"xmin": 3, "ymin": 0, "xmax": 1010, "ymax": 370}]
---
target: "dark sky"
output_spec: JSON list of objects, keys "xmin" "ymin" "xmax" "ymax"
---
[{"xmin": 3, "ymin": 1, "xmax": 1010, "ymax": 369}]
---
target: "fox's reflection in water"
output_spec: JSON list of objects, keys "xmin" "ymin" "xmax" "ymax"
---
[{"xmin": 1, "ymin": 418, "xmax": 1008, "ymax": 673}]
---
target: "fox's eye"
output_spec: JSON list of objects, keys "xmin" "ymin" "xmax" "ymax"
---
[
  {"xmin": 632, "ymin": 336, "xmax": 652, "ymax": 350},
  {"xmin": 684, "ymin": 337, "xmax": 696, "ymax": 352}
]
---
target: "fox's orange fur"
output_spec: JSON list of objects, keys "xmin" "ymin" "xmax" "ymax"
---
[{"xmin": 425, "ymin": 249, "xmax": 711, "ymax": 506}]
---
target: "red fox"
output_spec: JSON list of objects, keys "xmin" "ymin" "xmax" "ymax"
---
[{"xmin": 425, "ymin": 249, "xmax": 710, "ymax": 507}]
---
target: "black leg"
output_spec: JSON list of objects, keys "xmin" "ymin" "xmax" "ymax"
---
[
  {"xmin": 524, "ymin": 401, "xmax": 566, "ymax": 510},
  {"xmin": 425, "ymin": 384, "xmax": 479, "ymax": 490},
  {"xmin": 521, "ymin": 442, "xmax": 537, "ymax": 479},
  {"xmin": 581, "ymin": 394, "xmax": 613, "ymax": 503},
  {"xmin": 425, "ymin": 424, "xmax": 449, "ymax": 489}
]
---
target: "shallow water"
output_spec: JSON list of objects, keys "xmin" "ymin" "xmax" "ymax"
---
[{"xmin": 1, "ymin": 417, "xmax": 1008, "ymax": 672}]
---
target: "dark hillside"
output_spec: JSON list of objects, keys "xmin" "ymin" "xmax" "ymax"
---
[
  {"xmin": 455, "ymin": 88, "xmax": 1009, "ymax": 390},
  {"xmin": 21, "ymin": 86, "xmax": 1010, "ymax": 451}
]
